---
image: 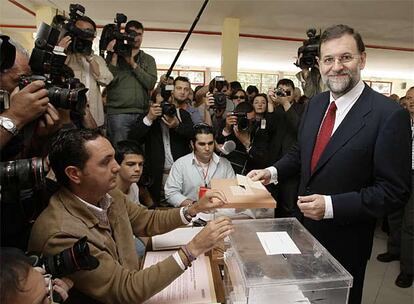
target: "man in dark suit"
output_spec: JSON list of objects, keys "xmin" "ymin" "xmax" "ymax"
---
[
  {"xmin": 248, "ymin": 24, "xmax": 411, "ymax": 304},
  {"xmin": 128, "ymin": 77, "xmax": 194, "ymax": 204}
]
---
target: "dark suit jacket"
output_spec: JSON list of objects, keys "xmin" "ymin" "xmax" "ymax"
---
[
  {"xmin": 128, "ymin": 109, "xmax": 193, "ymax": 203},
  {"xmin": 275, "ymin": 85, "xmax": 411, "ymax": 264}
]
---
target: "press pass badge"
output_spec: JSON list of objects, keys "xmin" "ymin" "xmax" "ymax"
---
[{"xmin": 261, "ymin": 118, "xmax": 266, "ymax": 129}]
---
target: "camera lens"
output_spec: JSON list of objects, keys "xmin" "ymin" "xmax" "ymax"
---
[
  {"xmin": 213, "ymin": 93, "xmax": 227, "ymax": 108},
  {"xmin": 0, "ymin": 158, "xmax": 47, "ymax": 189}
]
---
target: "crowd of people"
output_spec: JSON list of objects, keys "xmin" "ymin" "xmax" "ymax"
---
[{"xmin": 0, "ymin": 16, "xmax": 412, "ymax": 304}]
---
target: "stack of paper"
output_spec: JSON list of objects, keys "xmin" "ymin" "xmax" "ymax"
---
[
  {"xmin": 152, "ymin": 227, "xmax": 203, "ymax": 251},
  {"xmin": 143, "ymin": 251, "xmax": 217, "ymax": 304}
]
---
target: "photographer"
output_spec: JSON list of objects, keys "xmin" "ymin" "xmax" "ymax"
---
[
  {"xmin": 217, "ymin": 101, "xmax": 268, "ymax": 174},
  {"xmin": 0, "ymin": 38, "xmax": 63, "ymax": 251},
  {"xmin": 294, "ymin": 29, "xmax": 327, "ymax": 98},
  {"xmin": 0, "ymin": 247, "xmax": 73, "ymax": 304},
  {"xmin": 0, "ymin": 38, "xmax": 52, "ymax": 150},
  {"xmin": 58, "ymin": 16, "xmax": 113, "ymax": 128},
  {"xmin": 266, "ymin": 79, "xmax": 304, "ymax": 219},
  {"xmin": 128, "ymin": 77, "xmax": 194, "ymax": 204},
  {"xmin": 106, "ymin": 20, "xmax": 157, "ymax": 145}
]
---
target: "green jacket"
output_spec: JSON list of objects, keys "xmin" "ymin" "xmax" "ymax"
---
[{"xmin": 106, "ymin": 50, "xmax": 157, "ymax": 114}]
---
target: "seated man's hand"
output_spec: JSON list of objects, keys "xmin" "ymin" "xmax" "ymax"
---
[
  {"xmin": 6, "ymin": 80, "xmax": 49, "ymax": 129},
  {"xmin": 188, "ymin": 190, "xmax": 228, "ymax": 215},
  {"xmin": 247, "ymin": 169, "xmax": 271, "ymax": 185},
  {"xmin": 186, "ymin": 216, "xmax": 233, "ymax": 257}
]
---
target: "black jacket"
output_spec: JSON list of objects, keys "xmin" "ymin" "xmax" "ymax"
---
[{"xmin": 128, "ymin": 109, "xmax": 193, "ymax": 203}]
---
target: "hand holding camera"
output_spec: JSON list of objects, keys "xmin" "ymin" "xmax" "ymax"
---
[
  {"xmin": 5, "ymin": 80, "xmax": 49, "ymax": 130},
  {"xmin": 224, "ymin": 112, "xmax": 238, "ymax": 133},
  {"xmin": 162, "ymin": 114, "xmax": 180, "ymax": 129},
  {"xmin": 204, "ymin": 92, "xmax": 215, "ymax": 109},
  {"xmin": 146, "ymin": 102, "xmax": 162, "ymax": 122}
]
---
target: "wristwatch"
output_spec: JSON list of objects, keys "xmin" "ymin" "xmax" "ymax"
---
[{"xmin": 0, "ymin": 116, "xmax": 18, "ymax": 136}]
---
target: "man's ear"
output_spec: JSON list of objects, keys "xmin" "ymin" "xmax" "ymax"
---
[
  {"xmin": 65, "ymin": 166, "xmax": 82, "ymax": 185},
  {"xmin": 190, "ymin": 141, "xmax": 195, "ymax": 151}
]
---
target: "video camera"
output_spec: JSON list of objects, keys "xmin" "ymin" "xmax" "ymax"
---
[
  {"xmin": 19, "ymin": 22, "xmax": 88, "ymax": 114},
  {"xmin": 52, "ymin": 3, "xmax": 95, "ymax": 55},
  {"xmin": 99, "ymin": 13, "xmax": 137, "ymax": 58},
  {"xmin": 209, "ymin": 76, "xmax": 227, "ymax": 109},
  {"xmin": 0, "ymin": 157, "xmax": 49, "ymax": 190},
  {"xmin": 229, "ymin": 111, "xmax": 249, "ymax": 131},
  {"xmin": 295, "ymin": 28, "xmax": 321, "ymax": 69}
]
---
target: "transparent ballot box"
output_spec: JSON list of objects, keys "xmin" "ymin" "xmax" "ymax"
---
[{"xmin": 224, "ymin": 218, "xmax": 353, "ymax": 304}]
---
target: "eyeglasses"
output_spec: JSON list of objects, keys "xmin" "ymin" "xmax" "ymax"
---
[
  {"xmin": 232, "ymin": 95, "xmax": 246, "ymax": 100},
  {"xmin": 320, "ymin": 54, "xmax": 359, "ymax": 66}
]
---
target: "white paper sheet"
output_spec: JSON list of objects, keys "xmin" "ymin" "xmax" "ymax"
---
[
  {"xmin": 152, "ymin": 227, "xmax": 203, "ymax": 250},
  {"xmin": 143, "ymin": 251, "xmax": 216, "ymax": 304},
  {"xmin": 256, "ymin": 231, "xmax": 301, "ymax": 255},
  {"xmin": 236, "ymin": 174, "xmax": 267, "ymax": 191}
]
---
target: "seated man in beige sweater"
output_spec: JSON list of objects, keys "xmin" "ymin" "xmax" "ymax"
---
[{"xmin": 28, "ymin": 128, "xmax": 233, "ymax": 304}]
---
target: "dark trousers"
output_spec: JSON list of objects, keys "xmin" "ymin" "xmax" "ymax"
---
[{"xmin": 387, "ymin": 170, "xmax": 414, "ymax": 275}]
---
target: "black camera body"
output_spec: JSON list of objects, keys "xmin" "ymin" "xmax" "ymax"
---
[
  {"xmin": 160, "ymin": 84, "xmax": 176, "ymax": 117},
  {"xmin": 230, "ymin": 111, "xmax": 249, "ymax": 131},
  {"xmin": 295, "ymin": 28, "xmax": 321, "ymax": 69},
  {"xmin": 20, "ymin": 22, "xmax": 88, "ymax": 114},
  {"xmin": 210, "ymin": 76, "xmax": 228, "ymax": 109},
  {"xmin": 275, "ymin": 88, "xmax": 291, "ymax": 97},
  {"xmin": 213, "ymin": 92, "xmax": 227, "ymax": 109},
  {"xmin": 100, "ymin": 13, "xmax": 137, "ymax": 58},
  {"xmin": 29, "ymin": 236, "xmax": 99, "ymax": 278}
]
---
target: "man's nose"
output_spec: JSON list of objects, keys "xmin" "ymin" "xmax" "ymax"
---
[
  {"xmin": 331, "ymin": 59, "xmax": 345, "ymax": 71},
  {"xmin": 112, "ymin": 162, "xmax": 120, "ymax": 173}
]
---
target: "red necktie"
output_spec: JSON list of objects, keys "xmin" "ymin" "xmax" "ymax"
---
[{"xmin": 311, "ymin": 101, "xmax": 337, "ymax": 172}]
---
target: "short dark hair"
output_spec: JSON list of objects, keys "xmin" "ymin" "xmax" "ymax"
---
[
  {"xmin": 115, "ymin": 140, "xmax": 144, "ymax": 164},
  {"xmin": 192, "ymin": 123, "xmax": 214, "ymax": 144},
  {"xmin": 125, "ymin": 20, "xmax": 144, "ymax": 32},
  {"xmin": 230, "ymin": 81, "xmax": 242, "ymax": 91},
  {"xmin": 235, "ymin": 101, "xmax": 254, "ymax": 113},
  {"xmin": 174, "ymin": 76, "xmax": 191, "ymax": 86},
  {"xmin": 49, "ymin": 128, "xmax": 103, "ymax": 188},
  {"xmin": 319, "ymin": 24, "xmax": 365, "ymax": 54},
  {"xmin": 231, "ymin": 88, "xmax": 247, "ymax": 99},
  {"xmin": 246, "ymin": 85, "xmax": 259, "ymax": 95},
  {"xmin": 0, "ymin": 247, "xmax": 32, "ymax": 304},
  {"xmin": 76, "ymin": 16, "xmax": 97, "ymax": 31},
  {"xmin": 277, "ymin": 78, "xmax": 295, "ymax": 89}
]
